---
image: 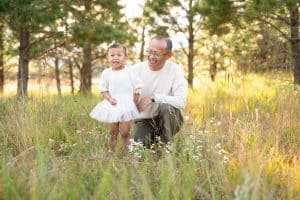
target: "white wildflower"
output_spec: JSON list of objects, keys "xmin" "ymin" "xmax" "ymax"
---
[
  {"xmin": 129, "ymin": 139, "xmax": 144, "ymax": 159},
  {"xmin": 190, "ymin": 135, "xmax": 196, "ymax": 140},
  {"xmin": 193, "ymin": 155, "xmax": 200, "ymax": 161},
  {"xmin": 223, "ymin": 155, "xmax": 229, "ymax": 163},
  {"xmin": 215, "ymin": 143, "xmax": 222, "ymax": 149},
  {"xmin": 48, "ymin": 138, "xmax": 54, "ymax": 144},
  {"xmin": 218, "ymin": 149, "xmax": 226, "ymax": 155}
]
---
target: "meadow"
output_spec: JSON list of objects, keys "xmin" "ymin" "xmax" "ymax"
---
[{"xmin": 0, "ymin": 72, "xmax": 299, "ymax": 200}]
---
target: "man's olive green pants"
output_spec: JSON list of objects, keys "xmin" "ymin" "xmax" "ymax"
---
[{"xmin": 133, "ymin": 103, "xmax": 183, "ymax": 148}]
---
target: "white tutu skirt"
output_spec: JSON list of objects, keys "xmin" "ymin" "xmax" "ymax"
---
[{"xmin": 90, "ymin": 95, "xmax": 140, "ymax": 123}]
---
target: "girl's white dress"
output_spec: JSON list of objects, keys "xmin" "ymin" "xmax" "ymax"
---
[{"xmin": 90, "ymin": 66, "xmax": 143, "ymax": 123}]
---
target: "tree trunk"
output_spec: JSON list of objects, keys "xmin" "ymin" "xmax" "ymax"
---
[
  {"xmin": 17, "ymin": 28, "xmax": 30, "ymax": 98},
  {"xmin": 290, "ymin": 5, "xmax": 300, "ymax": 85},
  {"xmin": 0, "ymin": 23, "xmax": 4, "ymax": 94},
  {"xmin": 69, "ymin": 57, "xmax": 74, "ymax": 95},
  {"xmin": 139, "ymin": 26, "xmax": 146, "ymax": 62},
  {"xmin": 210, "ymin": 44, "xmax": 217, "ymax": 82},
  {"xmin": 187, "ymin": 0, "xmax": 194, "ymax": 88},
  {"xmin": 80, "ymin": 43, "xmax": 92, "ymax": 94},
  {"xmin": 210, "ymin": 58, "xmax": 217, "ymax": 82},
  {"xmin": 54, "ymin": 57, "xmax": 61, "ymax": 96}
]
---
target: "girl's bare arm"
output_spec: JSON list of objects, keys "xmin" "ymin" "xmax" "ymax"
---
[
  {"xmin": 101, "ymin": 91, "xmax": 117, "ymax": 105},
  {"xmin": 133, "ymin": 93, "xmax": 140, "ymax": 106}
]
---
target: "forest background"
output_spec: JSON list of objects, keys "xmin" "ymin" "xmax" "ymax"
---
[{"xmin": 0, "ymin": 0, "xmax": 299, "ymax": 199}]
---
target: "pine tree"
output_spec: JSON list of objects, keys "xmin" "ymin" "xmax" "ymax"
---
[
  {"xmin": 0, "ymin": 0, "xmax": 66, "ymax": 98},
  {"xmin": 200, "ymin": 0, "xmax": 300, "ymax": 85},
  {"xmin": 145, "ymin": 0, "xmax": 203, "ymax": 88},
  {"xmin": 66, "ymin": 0, "xmax": 130, "ymax": 94}
]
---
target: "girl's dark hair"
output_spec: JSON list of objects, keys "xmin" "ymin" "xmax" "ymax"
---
[{"xmin": 108, "ymin": 43, "xmax": 127, "ymax": 56}]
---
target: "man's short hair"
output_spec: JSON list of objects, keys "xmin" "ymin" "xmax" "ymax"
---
[
  {"xmin": 108, "ymin": 43, "xmax": 127, "ymax": 56},
  {"xmin": 152, "ymin": 36, "xmax": 172, "ymax": 52}
]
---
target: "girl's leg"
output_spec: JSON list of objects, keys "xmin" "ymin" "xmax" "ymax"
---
[
  {"xmin": 108, "ymin": 122, "xmax": 119, "ymax": 151},
  {"xmin": 119, "ymin": 121, "xmax": 131, "ymax": 151}
]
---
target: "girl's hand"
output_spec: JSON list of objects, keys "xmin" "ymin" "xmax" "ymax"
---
[
  {"xmin": 133, "ymin": 93, "xmax": 140, "ymax": 106},
  {"xmin": 110, "ymin": 98, "xmax": 117, "ymax": 105}
]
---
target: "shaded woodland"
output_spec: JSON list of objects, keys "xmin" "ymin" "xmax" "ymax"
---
[{"xmin": 0, "ymin": 0, "xmax": 299, "ymax": 97}]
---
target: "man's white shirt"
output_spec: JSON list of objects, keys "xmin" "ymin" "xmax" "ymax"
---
[{"xmin": 133, "ymin": 60, "xmax": 187, "ymax": 119}]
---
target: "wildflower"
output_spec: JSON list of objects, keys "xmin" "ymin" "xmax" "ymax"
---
[
  {"xmin": 190, "ymin": 135, "xmax": 196, "ymax": 140},
  {"xmin": 217, "ymin": 149, "xmax": 226, "ymax": 155},
  {"xmin": 128, "ymin": 139, "xmax": 135, "ymax": 152},
  {"xmin": 48, "ymin": 138, "xmax": 54, "ymax": 144},
  {"xmin": 165, "ymin": 149, "xmax": 170, "ymax": 154},
  {"xmin": 223, "ymin": 155, "xmax": 229, "ymax": 163},
  {"xmin": 193, "ymin": 155, "xmax": 201, "ymax": 161},
  {"xmin": 128, "ymin": 139, "xmax": 144, "ymax": 159},
  {"xmin": 215, "ymin": 143, "xmax": 221, "ymax": 149},
  {"xmin": 76, "ymin": 129, "xmax": 81, "ymax": 134},
  {"xmin": 196, "ymin": 145, "xmax": 203, "ymax": 150},
  {"xmin": 197, "ymin": 139, "xmax": 203, "ymax": 143}
]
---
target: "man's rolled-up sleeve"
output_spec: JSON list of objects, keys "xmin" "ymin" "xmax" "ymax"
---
[{"xmin": 153, "ymin": 66, "xmax": 187, "ymax": 109}]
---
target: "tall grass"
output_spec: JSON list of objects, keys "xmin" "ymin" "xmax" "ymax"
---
[{"xmin": 0, "ymin": 72, "xmax": 299, "ymax": 199}]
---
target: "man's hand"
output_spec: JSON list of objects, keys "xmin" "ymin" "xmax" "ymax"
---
[{"xmin": 137, "ymin": 96, "xmax": 152, "ymax": 112}]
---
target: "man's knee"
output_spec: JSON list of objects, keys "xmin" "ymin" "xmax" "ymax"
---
[
  {"xmin": 133, "ymin": 132, "xmax": 152, "ymax": 148},
  {"xmin": 133, "ymin": 121, "xmax": 154, "ymax": 147},
  {"xmin": 159, "ymin": 103, "xmax": 183, "ymax": 121},
  {"xmin": 159, "ymin": 103, "xmax": 172, "ymax": 116},
  {"xmin": 133, "ymin": 130, "xmax": 144, "ymax": 143},
  {"xmin": 158, "ymin": 103, "xmax": 184, "ymax": 135}
]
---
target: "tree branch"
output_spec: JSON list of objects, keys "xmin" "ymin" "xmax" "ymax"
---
[
  {"xmin": 170, "ymin": 16, "xmax": 186, "ymax": 34},
  {"xmin": 267, "ymin": 13, "xmax": 290, "ymax": 26},
  {"xmin": 194, "ymin": 17, "xmax": 203, "ymax": 36},
  {"xmin": 72, "ymin": 56, "xmax": 81, "ymax": 70},
  {"xmin": 179, "ymin": 41, "xmax": 188, "ymax": 56},
  {"xmin": 177, "ymin": 0, "xmax": 188, "ymax": 13},
  {"xmin": 257, "ymin": 17, "xmax": 290, "ymax": 41},
  {"xmin": 29, "ymin": 41, "xmax": 65, "ymax": 60},
  {"xmin": 29, "ymin": 35, "xmax": 52, "ymax": 49}
]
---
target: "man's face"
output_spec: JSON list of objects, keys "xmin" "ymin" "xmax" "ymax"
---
[{"xmin": 146, "ymin": 39, "xmax": 170, "ymax": 69}]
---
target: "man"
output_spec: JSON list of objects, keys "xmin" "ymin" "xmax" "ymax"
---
[{"xmin": 133, "ymin": 36, "xmax": 187, "ymax": 148}]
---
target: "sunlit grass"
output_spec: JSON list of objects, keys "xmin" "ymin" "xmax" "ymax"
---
[{"xmin": 0, "ymin": 72, "xmax": 299, "ymax": 199}]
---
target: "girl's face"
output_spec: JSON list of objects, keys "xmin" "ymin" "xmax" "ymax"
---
[{"xmin": 107, "ymin": 47, "xmax": 127, "ymax": 70}]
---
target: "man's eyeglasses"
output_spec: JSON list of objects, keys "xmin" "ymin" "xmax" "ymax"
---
[{"xmin": 146, "ymin": 48, "xmax": 167, "ymax": 58}]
